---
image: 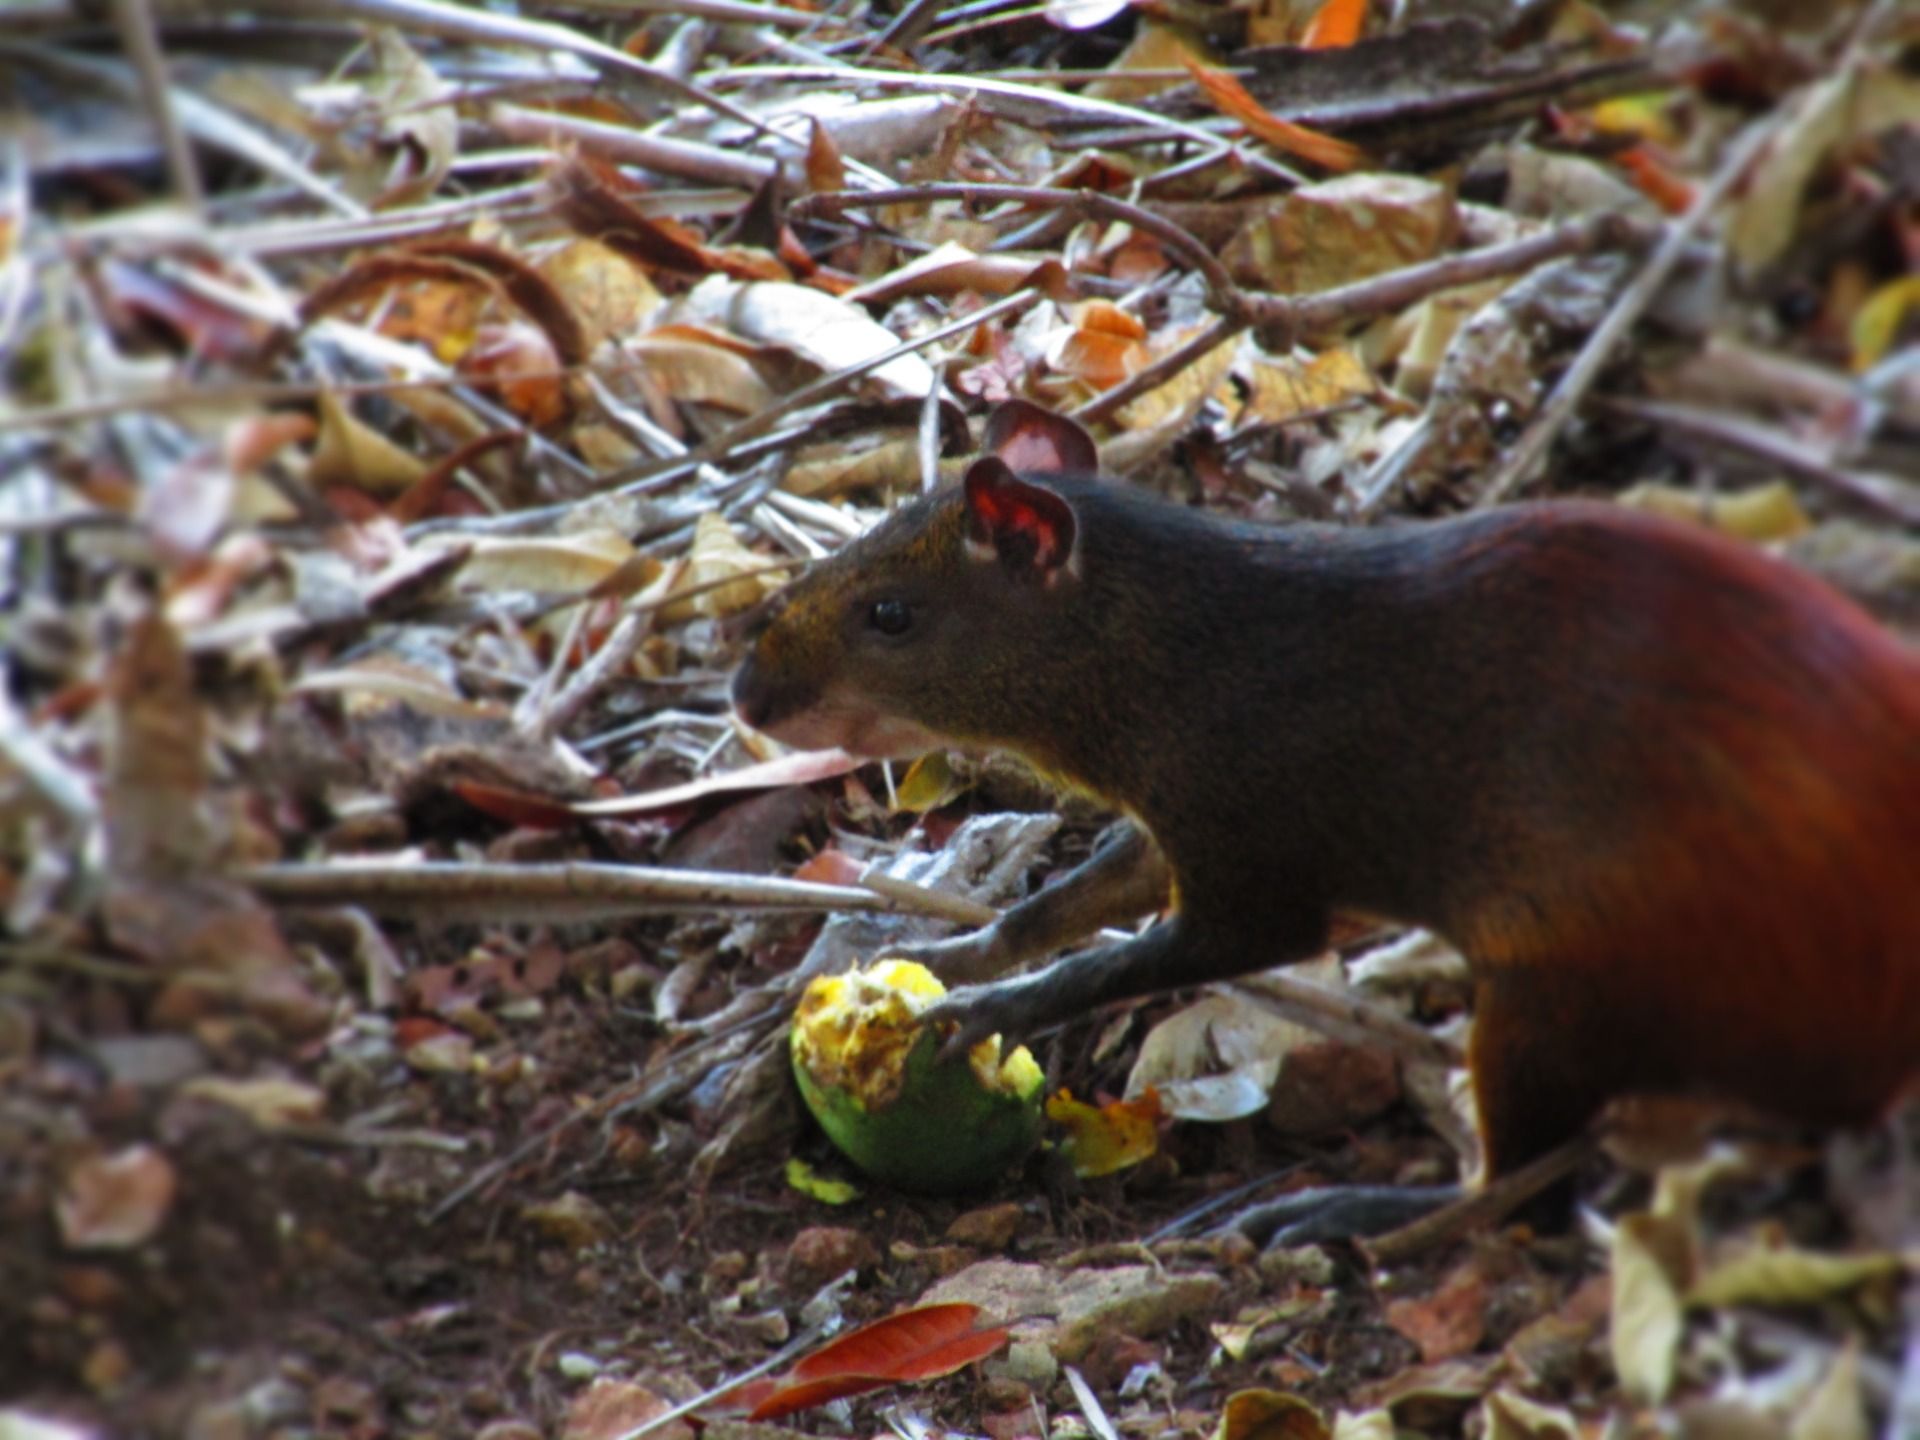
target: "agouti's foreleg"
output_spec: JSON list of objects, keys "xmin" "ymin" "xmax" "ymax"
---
[
  {"xmin": 921, "ymin": 901, "xmax": 1328, "ymax": 1054},
  {"xmin": 899, "ymin": 824, "xmax": 1170, "ymax": 985}
]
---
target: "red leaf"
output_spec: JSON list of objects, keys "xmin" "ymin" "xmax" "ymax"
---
[
  {"xmin": 746, "ymin": 1374, "xmax": 891, "ymax": 1420},
  {"xmin": 790, "ymin": 1305, "xmax": 1006, "ymax": 1382},
  {"xmin": 739, "ymin": 1305, "xmax": 1011, "ymax": 1421},
  {"xmin": 452, "ymin": 779, "xmax": 579, "ymax": 829}
]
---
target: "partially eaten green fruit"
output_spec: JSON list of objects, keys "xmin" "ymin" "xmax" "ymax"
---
[{"xmin": 790, "ymin": 960, "xmax": 1044, "ymax": 1193}]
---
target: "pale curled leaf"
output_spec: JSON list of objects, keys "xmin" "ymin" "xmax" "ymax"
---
[
  {"xmin": 678, "ymin": 276, "xmax": 938, "ymax": 400},
  {"xmin": 1610, "ymin": 1211, "xmax": 1685, "ymax": 1405}
]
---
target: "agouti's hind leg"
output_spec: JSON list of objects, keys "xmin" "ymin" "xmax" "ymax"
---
[
  {"xmin": 898, "ymin": 824, "xmax": 1170, "ymax": 985},
  {"xmin": 1468, "ymin": 977, "xmax": 1614, "ymax": 1180}
]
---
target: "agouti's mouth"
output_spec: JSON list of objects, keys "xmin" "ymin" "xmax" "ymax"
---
[{"xmin": 733, "ymin": 669, "xmax": 940, "ymax": 760}]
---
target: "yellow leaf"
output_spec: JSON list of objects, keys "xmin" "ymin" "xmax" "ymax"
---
[
  {"xmin": 1244, "ymin": 347, "xmax": 1377, "ymax": 422},
  {"xmin": 1588, "ymin": 92, "xmax": 1680, "ymax": 147},
  {"xmin": 1848, "ymin": 274, "xmax": 1920, "ymax": 373},
  {"xmin": 1688, "ymin": 1245, "xmax": 1908, "ymax": 1310},
  {"xmin": 1047, "ymin": 1087, "xmax": 1161, "ymax": 1178},
  {"xmin": 894, "ymin": 751, "xmax": 965, "ymax": 813},
  {"xmin": 1617, "ymin": 481, "xmax": 1810, "ymax": 544},
  {"xmin": 785, "ymin": 1157, "xmax": 860, "ymax": 1204}
]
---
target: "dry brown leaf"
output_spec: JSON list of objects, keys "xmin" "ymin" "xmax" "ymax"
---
[
  {"xmin": 421, "ymin": 528, "xmax": 634, "ymax": 595},
  {"xmin": 1480, "ymin": 1390, "xmax": 1579, "ymax": 1440},
  {"xmin": 1383, "ymin": 1262, "xmax": 1490, "ymax": 1365},
  {"xmin": 625, "ymin": 333, "xmax": 778, "ymax": 413},
  {"xmin": 310, "ymin": 390, "xmax": 428, "ymax": 495},
  {"xmin": 462, "ymin": 320, "xmax": 568, "ymax": 426},
  {"xmin": 1788, "ymin": 1338, "xmax": 1869, "ymax": 1440},
  {"xmin": 1115, "ymin": 323, "xmax": 1238, "ymax": 431},
  {"xmin": 1243, "ymin": 347, "xmax": 1377, "ymax": 423},
  {"xmin": 1225, "ymin": 175, "xmax": 1457, "ymax": 296},
  {"xmin": 56, "ymin": 1146, "xmax": 178, "ymax": 1251},
  {"xmin": 1688, "ymin": 1245, "xmax": 1909, "ymax": 1310},
  {"xmin": 1216, "ymin": 1389, "xmax": 1332, "ymax": 1440},
  {"xmin": 782, "ymin": 434, "xmax": 921, "ymax": 497},
  {"xmin": 668, "ymin": 513, "xmax": 784, "ymax": 620},
  {"xmin": 1729, "ymin": 64, "xmax": 1920, "ymax": 274},
  {"xmin": 365, "ymin": 28, "xmax": 458, "ymax": 208},
  {"xmin": 1085, "ymin": 22, "xmax": 1216, "ymax": 103},
  {"xmin": 806, "ymin": 116, "xmax": 847, "ymax": 193},
  {"xmin": 540, "ymin": 238, "xmax": 663, "ymax": 350}
]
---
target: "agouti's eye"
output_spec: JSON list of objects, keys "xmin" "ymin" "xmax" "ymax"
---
[{"xmin": 868, "ymin": 599, "xmax": 913, "ymax": 636}]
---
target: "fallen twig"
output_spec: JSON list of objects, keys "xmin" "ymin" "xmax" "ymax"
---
[{"xmin": 241, "ymin": 860, "xmax": 926, "ymax": 922}]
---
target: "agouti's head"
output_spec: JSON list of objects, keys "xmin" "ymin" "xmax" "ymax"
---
[{"xmin": 731, "ymin": 455, "xmax": 1086, "ymax": 758}]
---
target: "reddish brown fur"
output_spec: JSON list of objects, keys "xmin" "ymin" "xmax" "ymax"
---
[{"xmin": 1457, "ymin": 520, "xmax": 1920, "ymax": 1170}]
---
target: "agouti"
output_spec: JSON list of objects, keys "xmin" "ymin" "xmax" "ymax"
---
[{"xmin": 732, "ymin": 402, "xmax": 1920, "ymax": 1181}]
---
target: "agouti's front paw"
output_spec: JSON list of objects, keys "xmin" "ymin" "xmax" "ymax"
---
[
  {"xmin": 920, "ymin": 978, "xmax": 1036, "ymax": 1062},
  {"xmin": 891, "ymin": 928, "xmax": 1014, "ymax": 986}
]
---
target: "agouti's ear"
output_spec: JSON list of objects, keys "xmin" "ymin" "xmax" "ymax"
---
[
  {"xmin": 981, "ymin": 399, "xmax": 1098, "ymax": 476},
  {"xmin": 963, "ymin": 457, "xmax": 1079, "ymax": 581}
]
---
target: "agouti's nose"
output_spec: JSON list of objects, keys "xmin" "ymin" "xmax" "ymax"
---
[{"xmin": 731, "ymin": 658, "xmax": 772, "ymax": 730}]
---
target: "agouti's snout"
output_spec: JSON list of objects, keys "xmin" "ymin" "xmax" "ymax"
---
[{"xmin": 730, "ymin": 654, "xmax": 780, "ymax": 732}]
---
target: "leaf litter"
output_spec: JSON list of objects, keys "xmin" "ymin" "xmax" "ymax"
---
[{"xmin": 1, "ymin": 0, "xmax": 1916, "ymax": 1435}]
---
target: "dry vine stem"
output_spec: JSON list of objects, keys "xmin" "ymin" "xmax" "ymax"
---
[{"xmin": 801, "ymin": 185, "xmax": 1651, "ymax": 427}]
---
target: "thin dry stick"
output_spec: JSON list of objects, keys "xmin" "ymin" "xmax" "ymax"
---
[
  {"xmin": 110, "ymin": 0, "xmax": 202, "ymax": 211},
  {"xmin": 1599, "ymin": 397, "xmax": 1920, "ymax": 527},
  {"xmin": 705, "ymin": 65, "xmax": 1300, "ymax": 186},
  {"xmin": 261, "ymin": 0, "xmax": 778, "ymax": 139},
  {"xmin": 1477, "ymin": 194, "xmax": 1767, "ymax": 501},
  {"xmin": 240, "ymin": 860, "xmax": 922, "ymax": 922},
  {"xmin": 801, "ymin": 184, "xmax": 1239, "ymax": 305},
  {"xmin": 557, "ymin": 0, "xmax": 826, "ymax": 27},
  {"xmin": 490, "ymin": 104, "xmax": 779, "ymax": 191},
  {"xmin": 1240, "ymin": 211, "xmax": 1649, "ymax": 338},
  {"xmin": 401, "ymin": 289, "xmax": 1042, "ymax": 545},
  {"xmin": 1084, "ymin": 214, "xmax": 1648, "ymax": 427},
  {"xmin": 861, "ymin": 872, "xmax": 1000, "ymax": 928}
]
